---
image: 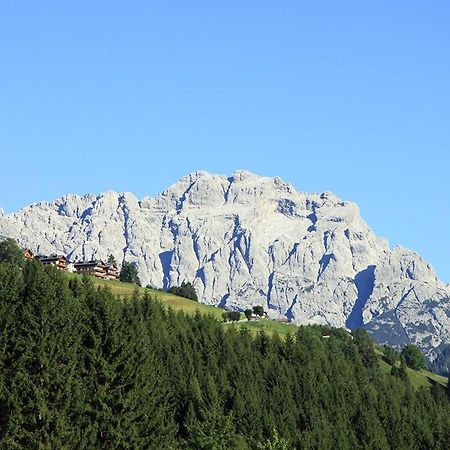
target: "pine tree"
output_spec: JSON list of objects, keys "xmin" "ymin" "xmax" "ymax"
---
[
  {"xmin": 119, "ymin": 261, "xmax": 141, "ymax": 285},
  {"xmin": 0, "ymin": 238, "xmax": 24, "ymax": 267},
  {"xmin": 0, "ymin": 263, "xmax": 23, "ymax": 441},
  {"xmin": 78, "ymin": 287, "xmax": 176, "ymax": 448},
  {"xmin": 107, "ymin": 254, "xmax": 117, "ymax": 267},
  {"xmin": 0, "ymin": 259, "xmax": 449, "ymax": 448},
  {"xmin": 257, "ymin": 429, "xmax": 290, "ymax": 450},
  {"xmin": 0, "ymin": 261, "xmax": 83, "ymax": 448}
]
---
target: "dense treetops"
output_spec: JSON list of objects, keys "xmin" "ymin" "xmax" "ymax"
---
[
  {"xmin": 119, "ymin": 260, "xmax": 141, "ymax": 285},
  {"xmin": 0, "ymin": 238, "xmax": 24, "ymax": 267},
  {"xmin": 222, "ymin": 310, "xmax": 241, "ymax": 322},
  {"xmin": 0, "ymin": 259, "xmax": 449, "ymax": 448},
  {"xmin": 168, "ymin": 281, "xmax": 198, "ymax": 301},
  {"xmin": 401, "ymin": 344, "xmax": 427, "ymax": 370}
]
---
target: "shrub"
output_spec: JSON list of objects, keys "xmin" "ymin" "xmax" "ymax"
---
[
  {"xmin": 168, "ymin": 281, "xmax": 198, "ymax": 301},
  {"xmin": 252, "ymin": 305, "xmax": 265, "ymax": 317},
  {"xmin": 222, "ymin": 311, "xmax": 241, "ymax": 322}
]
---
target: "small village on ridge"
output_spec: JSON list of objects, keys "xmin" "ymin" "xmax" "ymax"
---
[{"xmin": 22, "ymin": 249, "xmax": 119, "ymax": 280}]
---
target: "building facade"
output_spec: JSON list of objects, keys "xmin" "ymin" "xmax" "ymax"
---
[{"xmin": 36, "ymin": 254, "xmax": 68, "ymax": 271}]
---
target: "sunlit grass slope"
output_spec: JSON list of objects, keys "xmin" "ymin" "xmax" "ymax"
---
[
  {"xmin": 64, "ymin": 273, "xmax": 223, "ymax": 319},
  {"xmin": 65, "ymin": 273, "xmax": 448, "ymax": 389},
  {"xmin": 376, "ymin": 348, "xmax": 447, "ymax": 389}
]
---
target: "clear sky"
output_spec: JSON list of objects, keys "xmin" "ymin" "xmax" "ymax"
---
[{"xmin": 1, "ymin": 1, "xmax": 449, "ymax": 281}]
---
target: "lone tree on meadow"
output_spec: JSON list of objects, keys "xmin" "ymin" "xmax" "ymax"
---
[
  {"xmin": 0, "ymin": 237, "xmax": 24, "ymax": 266},
  {"xmin": 401, "ymin": 344, "xmax": 426, "ymax": 371},
  {"xmin": 119, "ymin": 261, "xmax": 141, "ymax": 286},
  {"xmin": 252, "ymin": 305, "xmax": 265, "ymax": 317},
  {"xmin": 244, "ymin": 309, "xmax": 253, "ymax": 321},
  {"xmin": 168, "ymin": 281, "xmax": 198, "ymax": 301},
  {"xmin": 222, "ymin": 311, "xmax": 241, "ymax": 323}
]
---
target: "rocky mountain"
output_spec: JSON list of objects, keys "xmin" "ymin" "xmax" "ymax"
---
[{"xmin": 1, "ymin": 170, "xmax": 449, "ymax": 359}]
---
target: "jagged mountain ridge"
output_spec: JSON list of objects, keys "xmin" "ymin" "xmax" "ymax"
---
[{"xmin": 1, "ymin": 170, "xmax": 449, "ymax": 357}]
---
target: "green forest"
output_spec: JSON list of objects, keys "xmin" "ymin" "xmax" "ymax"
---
[{"xmin": 0, "ymin": 260, "xmax": 449, "ymax": 449}]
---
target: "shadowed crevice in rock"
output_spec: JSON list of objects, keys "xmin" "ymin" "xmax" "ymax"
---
[
  {"xmin": 317, "ymin": 253, "xmax": 336, "ymax": 281},
  {"xmin": 283, "ymin": 243, "xmax": 299, "ymax": 265},
  {"xmin": 346, "ymin": 265, "xmax": 376, "ymax": 329},
  {"xmin": 307, "ymin": 211, "xmax": 317, "ymax": 232},
  {"xmin": 119, "ymin": 195, "xmax": 131, "ymax": 249},
  {"xmin": 159, "ymin": 250, "xmax": 173, "ymax": 291},
  {"xmin": 393, "ymin": 286, "xmax": 416, "ymax": 344},
  {"xmin": 223, "ymin": 176, "xmax": 234, "ymax": 203},
  {"xmin": 277, "ymin": 198, "xmax": 296, "ymax": 216},
  {"xmin": 219, "ymin": 293, "xmax": 229, "ymax": 308},
  {"xmin": 175, "ymin": 181, "xmax": 197, "ymax": 213},
  {"xmin": 186, "ymin": 217, "xmax": 201, "ymax": 265},
  {"xmin": 266, "ymin": 271, "xmax": 275, "ymax": 309},
  {"xmin": 286, "ymin": 294, "xmax": 298, "ymax": 321},
  {"xmin": 195, "ymin": 267, "xmax": 206, "ymax": 288}
]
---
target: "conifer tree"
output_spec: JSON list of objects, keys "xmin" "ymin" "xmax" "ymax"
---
[
  {"xmin": 107, "ymin": 254, "xmax": 117, "ymax": 267},
  {"xmin": 0, "ymin": 238, "xmax": 24, "ymax": 267},
  {"xmin": 0, "ymin": 261, "xmax": 83, "ymax": 448},
  {"xmin": 78, "ymin": 287, "xmax": 176, "ymax": 448},
  {"xmin": 0, "ymin": 263, "xmax": 23, "ymax": 441},
  {"xmin": 119, "ymin": 261, "xmax": 141, "ymax": 285},
  {"xmin": 0, "ymin": 260, "xmax": 449, "ymax": 448}
]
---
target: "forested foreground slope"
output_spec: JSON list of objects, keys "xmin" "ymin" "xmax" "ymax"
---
[
  {"xmin": 0, "ymin": 261, "xmax": 449, "ymax": 449},
  {"xmin": 68, "ymin": 272, "xmax": 449, "ymax": 390}
]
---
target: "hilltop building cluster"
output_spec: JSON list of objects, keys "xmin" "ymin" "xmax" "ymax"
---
[{"xmin": 23, "ymin": 249, "xmax": 119, "ymax": 280}]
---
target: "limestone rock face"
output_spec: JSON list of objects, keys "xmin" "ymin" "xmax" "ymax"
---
[{"xmin": 1, "ymin": 170, "xmax": 449, "ymax": 357}]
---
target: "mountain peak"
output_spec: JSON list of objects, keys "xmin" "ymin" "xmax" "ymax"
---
[{"xmin": 1, "ymin": 171, "xmax": 449, "ymax": 359}]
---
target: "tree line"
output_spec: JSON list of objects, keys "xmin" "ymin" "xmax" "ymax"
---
[{"xmin": 0, "ymin": 256, "xmax": 449, "ymax": 448}]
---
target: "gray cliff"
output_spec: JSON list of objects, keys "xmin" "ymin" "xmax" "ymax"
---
[{"xmin": 1, "ymin": 170, "xmax": 449, "ymax": 358}]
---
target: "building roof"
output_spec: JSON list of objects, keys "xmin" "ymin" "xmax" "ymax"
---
[
  {"xmin": 74, "ymin": 260, "xmax": 106, "ymax": 268},
  {"xmin": 36, "ymin": 254, "xmax": 67, "ymax": 262}
]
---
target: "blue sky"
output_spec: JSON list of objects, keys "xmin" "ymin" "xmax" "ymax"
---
[{"xmin": 1, "ymin": 1, "xmax": 449, "ymax": 281}]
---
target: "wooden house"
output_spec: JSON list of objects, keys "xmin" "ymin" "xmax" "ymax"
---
[
  {"xmin": 74, "ymin": 260, "xmax": 108, "ymax": 279},
  {"xmin": 36, "ymin": 254, "xmax": 68, "ymax": 271},
  {"xmin": 104, "ymin": 264, "xmax": 119, "ymax": 281}
]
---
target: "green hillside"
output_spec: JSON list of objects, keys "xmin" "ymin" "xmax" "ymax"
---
[
  {"xmin": 224, "ymin": 317, "xmax": 300, "ymax": 336},
  {"xmin": 1, "ymin": 261, "xmax": 449, "ymax": 449},
  {"xmin": 229, "ymin": 320, "xmax": 448, "ymax": 390},
  {"xmin": 65, "ymin": 272, "xmax": 224, "ymax": 319},
  {"xmin": 377, "ymin": 348, "xmax": 448, "ymax": 389},
  {"xmin": 67, "ymin": 273, "xmax": 448, "ymax": 390}
]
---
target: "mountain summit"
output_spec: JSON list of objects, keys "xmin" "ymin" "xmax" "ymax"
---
[{"xmin": 1, "ymin": 170, "xmax": 449, "ymax": 357}]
